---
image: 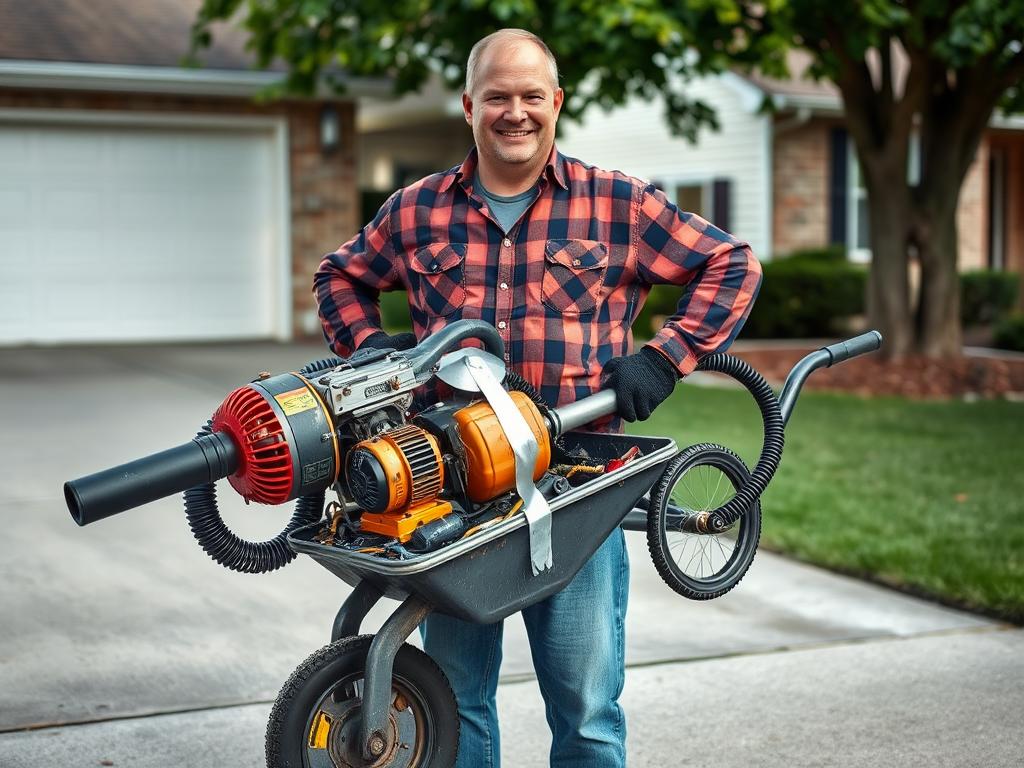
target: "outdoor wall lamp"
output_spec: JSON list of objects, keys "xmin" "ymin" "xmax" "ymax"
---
[{"xmin": 320, "ymin": 105, "xmax": 341, "ymax": 154}]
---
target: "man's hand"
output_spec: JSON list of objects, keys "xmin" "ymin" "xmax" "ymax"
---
[
  {"xmin": 359, "ymin": 331, "xmax": 418, "ymax": 351},
  {"xmin": 602, "ymin": 347, "xmax": 679, "ymax": 422}
]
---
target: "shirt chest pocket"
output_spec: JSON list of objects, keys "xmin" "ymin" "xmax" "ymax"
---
[
  {"xmin": 410, "ymin": 243, "xmax": 467, "ymax": 317},
  {"xmin": 541, "ymin": 239, "xmax": 608, "ymax": 315}
]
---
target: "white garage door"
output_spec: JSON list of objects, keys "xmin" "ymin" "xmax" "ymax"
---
[{"xmin": 0, "ymin": 120, "xmax": 285, "ymax": 343}]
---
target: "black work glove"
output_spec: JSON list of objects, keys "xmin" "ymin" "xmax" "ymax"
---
[
  {"xmin": 359, "ymin": 331, "xmax": 417, "ymax": 351},
  {"xmin": 602, "ymin": 347, "xmax": 679, "ymax": 422}
]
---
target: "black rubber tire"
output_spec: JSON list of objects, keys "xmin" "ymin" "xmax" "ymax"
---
[
  {"xmin": 267, "ymin": 635, "xmax": 459, "ymax": 768},
  {"xmin": 646, "ymin": 443, "xmax": 762, "ymax": 600}
]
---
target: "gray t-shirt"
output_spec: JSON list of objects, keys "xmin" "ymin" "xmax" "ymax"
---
[{"xmin": 474, "ymin": 172, "xmax": 536, "ymax": 235}]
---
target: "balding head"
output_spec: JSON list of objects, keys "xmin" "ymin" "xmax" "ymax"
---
[{"xmin": 465, "ymin": 29, "xmax": 559, "ymax": 96}]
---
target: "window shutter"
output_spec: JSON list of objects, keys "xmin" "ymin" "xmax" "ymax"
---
[
  {"xmin": 711, "ymin": 178, "xmax": 731, "ymax": 232},
  {"xmin": 830, "ymin": 128, "xmax": 848, "ymax": 245}
]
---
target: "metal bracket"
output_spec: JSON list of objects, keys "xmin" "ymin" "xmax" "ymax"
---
[
  {"xmin": 359, "ymin": 595, "xmax": 434, "ymax": 761},
  {"xmin": 331, "ymin": 581, "xmax": 384, "ymax": 642}
]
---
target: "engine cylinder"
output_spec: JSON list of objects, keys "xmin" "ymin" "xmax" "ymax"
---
[{"xmin": 453, "ymin": 390, "xmax": 551, "ymax": 502}]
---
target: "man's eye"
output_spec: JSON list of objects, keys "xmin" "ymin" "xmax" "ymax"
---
[{"xmin": 488, "ymin": 96, "xmax": 505, "ymax": 103}]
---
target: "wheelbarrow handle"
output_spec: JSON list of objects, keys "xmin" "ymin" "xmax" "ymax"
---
[
  {"xmin": 778, "ymin": 330, "xmax": 883, "ymax": 425},
  {"xmin": 821, "ymin": 330, "xmax": 884, "ymax": 366}
]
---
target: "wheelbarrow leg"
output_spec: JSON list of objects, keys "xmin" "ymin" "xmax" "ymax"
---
[
  {"xmin": 331, "ymin": 580, "xmax": 384, "ymax": 642},
  {"xmin": 359, "ymin": 595, "xmax": 434, "ymax": 761}
]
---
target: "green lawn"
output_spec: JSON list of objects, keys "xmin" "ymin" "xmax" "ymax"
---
[{"xmin": 630, "ymin": 383, "xmax": 1024, "ymax": 623}]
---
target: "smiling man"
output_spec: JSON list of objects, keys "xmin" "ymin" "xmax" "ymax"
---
[{"xmin": 315, "ymin": 29, "xmax": 761, "ymax": 767}]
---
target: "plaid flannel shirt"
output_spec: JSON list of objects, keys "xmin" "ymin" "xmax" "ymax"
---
[{"xmin": 315, "ymin": 146, "xmax": 762, "ymax": 411}]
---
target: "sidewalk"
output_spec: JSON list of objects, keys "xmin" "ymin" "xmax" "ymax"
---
[{"xmin": 1, "ymin": 342, "xmax": 1020, "ymax": 766}]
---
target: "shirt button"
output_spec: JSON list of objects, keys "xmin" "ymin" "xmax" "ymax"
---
[
  {"xmin": 503, "ymin": 238, "xmax": 512, "ymax": 248},
  {"xmin": 498, "ymin": 321, "xmax": 507, "ymax": 330},
  {"xmin": 499, "ymin": 282, "xmax": 509, "ymax": 290},
  {"xmin": 572, "ymin": 259, "xmax": 581, "ymax": 266}
]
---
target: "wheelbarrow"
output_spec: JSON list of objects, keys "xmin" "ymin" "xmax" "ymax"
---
[{"xmin": 269, "ymin": 330, "xmax": 884, "ymax": 767}]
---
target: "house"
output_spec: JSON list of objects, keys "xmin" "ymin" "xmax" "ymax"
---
[
  {"xmin": 0, "ymin": 0, "xmax": 382, "ymax": 345},
  {"xmin": 358, "ymin": 54, "xmax": 1024, "ymax": 275}
]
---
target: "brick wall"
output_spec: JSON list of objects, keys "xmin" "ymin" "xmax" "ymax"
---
[
  {"xmin": 956, "ymin": 137, "xmax": 988, "ymax": 271},
  {"xmin": 772, "ymin": 118, "xmax": 830, "ymax": 256},
  {"xmin": 0, "ymin": 88, "xmax": 357, "ymax": 340}
]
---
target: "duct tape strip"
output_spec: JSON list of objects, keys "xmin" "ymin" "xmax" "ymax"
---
[{"xmin": 463, "ymin": 356, "xmax": 552, "ymax": 575}]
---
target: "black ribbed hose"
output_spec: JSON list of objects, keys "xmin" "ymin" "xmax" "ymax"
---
[
  {"xmin": 183, "ymin": 422, "xmax": 325, "ymax": 573},
  {"xmin": 694, "ymin": 353, "xmax": 784, "ymax": 533}
]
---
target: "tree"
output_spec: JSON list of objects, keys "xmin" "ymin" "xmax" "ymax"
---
[
  {"xmin": 192, "ymin": 0, "xmax": 1024, "ymax": 357},
  {"xmin": 777, "ymin": 1, "xmax": 1024, "ymax": 356}
]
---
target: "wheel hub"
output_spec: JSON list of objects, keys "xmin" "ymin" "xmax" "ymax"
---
[{"xmin": 326, "ymin": 704, "xmax": 402, "ymax": 767}]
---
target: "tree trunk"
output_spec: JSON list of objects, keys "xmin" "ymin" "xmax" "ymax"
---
[
  {"xmin": 865, "ymin": 192, "xmax": 914, "ymax": 358},
  {"xmin": 913, "ymin": 207, "xmax": 963, "ymax": 357}
]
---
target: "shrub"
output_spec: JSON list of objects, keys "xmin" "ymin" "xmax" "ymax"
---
[
  {"xmin": 993, "ymin": 314, "xmax": 1024, "ymax": 352},
  {"xmin": 742, "ymin": 250, "xmax": 867, "ymax": 339},
  {"xmin": 960, "ymin": 270, "xmax": 1020, "ymax": 327}
]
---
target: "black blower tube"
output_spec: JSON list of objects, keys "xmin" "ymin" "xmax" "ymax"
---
[{"xmin": 65, "ymin": 431, "xmax": 239, "ymax": 526}]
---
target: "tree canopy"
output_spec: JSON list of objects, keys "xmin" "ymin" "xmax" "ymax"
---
[{"xmin": 192, "ymin": 1, "xmax": 1024, "ymax": 356}]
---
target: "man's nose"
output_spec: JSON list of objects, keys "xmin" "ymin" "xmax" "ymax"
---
[{"xmin": 503, "ymin": 99, "xmax": 527, "ymax": 122}]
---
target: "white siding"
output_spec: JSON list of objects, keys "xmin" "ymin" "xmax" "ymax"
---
[{"xmin": 557, "ymin": 73, "xmax": 771, "ymax": 258}]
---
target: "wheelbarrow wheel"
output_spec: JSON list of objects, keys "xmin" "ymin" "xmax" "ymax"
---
[
  {"xmin": 267, "ymin": 634, "xmax": 458, "ymax": 768},
  {"xmin": 646, "ymin": 443, "xmax": 761, "ymax": 600}
]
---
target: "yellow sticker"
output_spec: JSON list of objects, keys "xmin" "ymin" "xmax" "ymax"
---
[
  {"xmin": 275, "ymin": 386, "xmax": 317, "ymax": 416},
  {"xmin": 309, "ymin": 711, "xmax": 331, "ymax": 749}
]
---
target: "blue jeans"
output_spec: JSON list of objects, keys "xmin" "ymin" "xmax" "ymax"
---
[{"xmin": 421, "ymin": 528, "xmax": 630, "ymax": 768}]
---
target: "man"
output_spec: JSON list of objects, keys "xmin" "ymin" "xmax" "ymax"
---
[{"xmin": 315, "ymin": 28, "xmax": 761, "ymax": 767}]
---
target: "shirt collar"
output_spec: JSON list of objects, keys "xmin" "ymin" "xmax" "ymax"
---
[{"xmin": 439, "ymin": 145, "xmax": 569, "ymax": 194}]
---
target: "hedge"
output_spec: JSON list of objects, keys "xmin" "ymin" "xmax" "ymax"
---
[
  {"xmin": 994, "ymin": 314, "xmax": 1024, "ymax": 352},
  {"xmin": 960, "ymin": 270, "xmax": 1019, "ymax": 327}
]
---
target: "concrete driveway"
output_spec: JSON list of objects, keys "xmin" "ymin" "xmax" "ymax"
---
[{"xmin": 1, "ymin": 342, "xmax": 1020, "ymax": 766}]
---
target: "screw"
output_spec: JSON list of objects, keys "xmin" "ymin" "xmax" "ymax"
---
[
  {"xmin": 368, "ymin": 732, "xmax": 387, "ymax": 757},
  {"xmin": 342, "ymin": 387, "xmax": 352, "ymax": 396}
]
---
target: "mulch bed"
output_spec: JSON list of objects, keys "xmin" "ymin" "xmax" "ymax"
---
[{"xmin": 727, "ymin": 345, "xmax": 1024, "ymax": 399}]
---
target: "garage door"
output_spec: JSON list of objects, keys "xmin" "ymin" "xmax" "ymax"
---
[{"xmin": 0, "ymin": 121, "xmax": 284, "ymax": 343}]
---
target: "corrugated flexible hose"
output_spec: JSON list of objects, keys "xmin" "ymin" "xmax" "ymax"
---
[{"xmin": 693, "ymin": 353, "xmax": 784, "ymax": 532}]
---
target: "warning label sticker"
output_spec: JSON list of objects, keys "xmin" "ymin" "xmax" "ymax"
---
[{"xmin": 275, "ymin": 387, "xmax": 317, "ymax": 416}]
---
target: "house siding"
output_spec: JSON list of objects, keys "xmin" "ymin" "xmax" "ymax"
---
[
  {"xmin": 0, "ymin": 89, "xmax": 357, "ymax": 339},
  {"xmin": 555, "ymin": 74, "xmax": 771, "ymax": 259}
]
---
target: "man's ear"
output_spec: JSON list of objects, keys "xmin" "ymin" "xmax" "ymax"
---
[
  {"xmin": 552, "ymin": 87, "xmax": 564, "ymax": 119},
  {"xmin": 462, "ymin": 92, "xmax": 473, "ymax": 126}
]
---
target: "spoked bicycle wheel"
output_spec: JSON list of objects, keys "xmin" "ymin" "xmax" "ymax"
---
[
  {"xmin": 266, "ymin": 635, "xmax": 458, "ymax": 768},
  {"xmin": 646, "ymin": 443, "xmax": 762, "ymax": 600}
]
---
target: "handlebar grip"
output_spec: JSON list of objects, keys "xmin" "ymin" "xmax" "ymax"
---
[{"xmin": 822, "ymin": 330, "xmax": 883, "ymax": 366}]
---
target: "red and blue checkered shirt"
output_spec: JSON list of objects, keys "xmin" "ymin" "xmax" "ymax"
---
[{"xmin": 315, "ymin": 146, "xmax": 762, "ymax": 410}]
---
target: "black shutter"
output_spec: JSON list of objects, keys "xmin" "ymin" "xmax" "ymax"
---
[
  {"xmin": 711, "ymin": 178, "xmax": 731, "ymax": 232},
  {"xmin": 829, "ymin": 128, "xmax": 848, "ymax": 245}
]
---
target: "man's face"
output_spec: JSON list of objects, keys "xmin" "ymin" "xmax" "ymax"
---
[{"xmin": 463, "ymin": 40, "xmax": 564, "ymax": 175}]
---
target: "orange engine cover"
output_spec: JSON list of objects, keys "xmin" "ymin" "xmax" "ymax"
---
[{"xmin": 453, "ymin": 391, "xmax": 551, "ymax": 502}]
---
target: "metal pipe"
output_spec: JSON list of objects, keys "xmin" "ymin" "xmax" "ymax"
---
[{"xmin": 359, "ymin": 595, "xmax": 434, "ymax": 760}]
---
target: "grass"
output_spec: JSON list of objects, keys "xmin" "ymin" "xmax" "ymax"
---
[{"xmin": 628, "ymin": 383, "xmax": 1024, "ymax": 623}]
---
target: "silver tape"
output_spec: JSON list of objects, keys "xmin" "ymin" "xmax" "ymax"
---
[{"xmin": 463, "ymin": 356, "xmax": 552, "ymax": 575}]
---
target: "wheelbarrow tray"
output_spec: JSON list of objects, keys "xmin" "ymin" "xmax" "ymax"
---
[{"xmin": 288, "ymin": 432, "xmax": 677, "ymax": 624}]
